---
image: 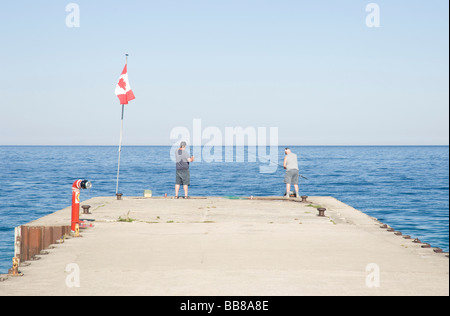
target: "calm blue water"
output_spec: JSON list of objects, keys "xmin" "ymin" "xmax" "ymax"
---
[{"xmin": 0, "ymin": 146, "xmax": 448, "ymax": 273}]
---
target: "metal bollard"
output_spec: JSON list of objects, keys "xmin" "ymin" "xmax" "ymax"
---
[
  {"xmin": 116, "ymin": 193, "xmax": 123, "ymax": 200},
  {"xmin": 317, "ymin": 208, "xmax": 326, "ymax": 217},
  {"xmin": 81, "ymin": 205, "xmax": 91, "ymax": 214},
  {"xmin": 301, "ymin": 196, "xmax": 308, "ymax": 202}
]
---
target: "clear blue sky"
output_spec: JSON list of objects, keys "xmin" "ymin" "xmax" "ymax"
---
[{"xmin": 0, "ymin": 0, "xmax": 448, "ymax": 145}]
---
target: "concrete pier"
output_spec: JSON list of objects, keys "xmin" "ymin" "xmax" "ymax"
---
[{"xmin": 0, "ymin": 196, "xmax": 448, "ymax": 296}]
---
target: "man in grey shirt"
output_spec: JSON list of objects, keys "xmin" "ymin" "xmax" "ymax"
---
[
  {"xmin": 175, "ymin": 141, "xmax": 195, "ymax": 199},
  {"xmin": 283, "ymin": 147, "xmax": 299, "ymax": 198}
]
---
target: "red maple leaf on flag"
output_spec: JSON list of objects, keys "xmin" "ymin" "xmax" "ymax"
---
[
  {"xmin": 118, "ymin": 78, "xmax": 127, "ymax": 90},
  {"xmin": 115, "ymin": 64, "xmax": 135, "ymax": 104}
]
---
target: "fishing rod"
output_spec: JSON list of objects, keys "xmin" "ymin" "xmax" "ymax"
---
[
  {"xmin": 186, "ymin": 146, "xmax": 309, "ymax": 180},
  {"xmin": 261, "ymin": 158, "xmax": 309, "ymax": 180},
  {"xmin": 247, "ymin": 151, "xmax": 309, "ymax": 180}
]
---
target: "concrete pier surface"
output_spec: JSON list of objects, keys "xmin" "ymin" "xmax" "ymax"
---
[{"xmin": 0, "ymin": 196, "xmax": 448, "ymax": 296}]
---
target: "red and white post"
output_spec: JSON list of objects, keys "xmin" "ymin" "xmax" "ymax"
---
[{"xmin": 71, "ymin": 180, "xmax": 92, "ymax": 234}]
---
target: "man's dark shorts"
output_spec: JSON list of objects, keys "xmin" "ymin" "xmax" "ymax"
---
[{"xmin": 176, "ymin": 169, "xmax": 190, "ymax": 186}]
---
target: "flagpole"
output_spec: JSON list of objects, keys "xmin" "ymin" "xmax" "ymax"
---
[
  {"xmin": 116, "ymin": 103, "xmax": 125, "ymax": 194},
  {"xmin": 115, "ymin": 54, "xmax": 128, "ymax": 195}
]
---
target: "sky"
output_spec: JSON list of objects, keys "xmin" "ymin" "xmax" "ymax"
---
[{"xmin": 0, "ymin": 0, "xmax": 448, "ymax": 146}]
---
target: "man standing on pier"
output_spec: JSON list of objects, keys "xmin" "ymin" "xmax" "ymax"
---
[
  {"xmin": 283, "ymin": 147, "xmax": 299, "ymax": 198},
  {"xmin": 175, "ymin": 141, "xmax": 195, "ymax": 199}
]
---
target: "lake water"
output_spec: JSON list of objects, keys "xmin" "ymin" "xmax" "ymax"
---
[{"xmin": 0, "ymin": 146, "xmax": 448, "ymax": 273}]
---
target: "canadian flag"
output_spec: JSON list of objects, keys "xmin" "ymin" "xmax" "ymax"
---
[{"xmin": 115, "ymin": 64, "xmax": 135, "ymax": 104}]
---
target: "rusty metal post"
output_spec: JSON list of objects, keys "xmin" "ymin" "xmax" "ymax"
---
[
  {"xmin": 20, "ymin": 226, "xmax": 29, "ymax": 261},
  {"xmin": 19, "ymin": 225, "xmax": 70, "ymax": 262},
  {"xmin": 28, "ymin": 227, "xmax": 42, "ymax": 260},
  {"xmin": 74, "ymin": 224, "xmax": 80, "ymax": 237},
  {"xmin": 301, "ymin": 196, "xmax": 308, "ymax": 202},
  {"xmin": 116, "ymin": 193, "xmax": 123, "ymax": 200},
  {"xmin": 8, "ymin": 257, "xmax": 20, "ymax": 276}
]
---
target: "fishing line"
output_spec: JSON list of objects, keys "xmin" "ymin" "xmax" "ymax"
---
[{"xmin": 242, "ymin": 150, "xmax": 309, "ymax": 180}]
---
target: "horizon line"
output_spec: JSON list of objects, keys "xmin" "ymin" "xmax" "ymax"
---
[{"xmin": 0, "ymin": 144, "xmax": 449, "ymax": 147}]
